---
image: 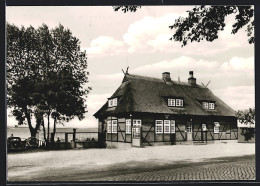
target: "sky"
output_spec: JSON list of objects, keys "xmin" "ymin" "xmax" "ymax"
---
[{"xmin": 6, "ymin": 6, "xmax": 255, "ymax": 128}]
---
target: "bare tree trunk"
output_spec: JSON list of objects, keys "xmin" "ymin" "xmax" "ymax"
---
[
  {"xmin": 53, "ymin": 116, "xmax": 57, "ymax": 141},
  {"xmin": 47, "ymin": 112, "xmax": 50, "ymax": 142},
  {"xmin": 25, "ymin": 108, "xmax": 41, "ymax": 138},
  {"xmin": 41, "ymin": 118, "xmax": 46, "ymax": 142}
]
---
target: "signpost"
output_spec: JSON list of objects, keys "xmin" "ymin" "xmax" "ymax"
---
[{"xmin": 201, "ymin": 124, "xmax": 207, "ymax": 144}]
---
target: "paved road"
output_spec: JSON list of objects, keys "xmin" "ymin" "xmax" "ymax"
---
[
  {"xmin": 8, "ymin": 155, "xmax": 255, "ymax": 182},
  {"xmin": 88, "ymin": 155, "xmax": 255, "ymax": 181}
]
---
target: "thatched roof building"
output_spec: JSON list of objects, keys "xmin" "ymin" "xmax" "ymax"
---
[
  {"xmin": 94, "ymin": 72, "xmax": 235, "ymax": 118},
  {"xmin": 94, "ymin": 71, "xmax": 237, "ymax": 148}
]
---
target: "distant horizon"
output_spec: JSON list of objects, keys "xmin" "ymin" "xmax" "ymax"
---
[{"xmin": 7, "ymin": 125, "xmax": 98, "ymax": 129}]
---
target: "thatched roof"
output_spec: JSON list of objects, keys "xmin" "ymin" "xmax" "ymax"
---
[{"xmin": 94, "ymin": 73, "xmax": 235, "ymax": 118}]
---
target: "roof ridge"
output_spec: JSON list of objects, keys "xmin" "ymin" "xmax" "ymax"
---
[{"xmin": 127, "ymin": 73, "xmax": 207, "ymax": 88}]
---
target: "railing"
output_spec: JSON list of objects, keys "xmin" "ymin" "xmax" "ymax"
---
[{"xmin": 49, "ymin": 130, "xmax": 102, "ymax": 149}]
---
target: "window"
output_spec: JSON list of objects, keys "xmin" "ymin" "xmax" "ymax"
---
[
  {"xmin": 202, "ymin": 102, "xmax": 209, "ymax": 109},
  {"xmin": 170, "ymin": 120, "xmax": 175, "ymax": 133},
  {"xmin": 168, "ymin": 98, "xmax": 183, "ymax": 107},
  {"xmin": 176, "ymin": 99, "xmax": 183, "ymax": 107},
  {"xmin": 112, "ymin": 120, "xmax": 117, "ymax": 133},
  {"xmin": 214, "ymin": 126, "xmax": 219, "ymax": 133},
  {"xmin": 202, "ymin": 101, "xmax": 215, "ymax": 110},
  {"xmin": 108, "ymin": 98, "xmax": 118, "ymax": 108},
  {"xmin": 113, "ymin": 98, "xmax": 117, "ymax": 107},
  {"xmin": 164, "ymin": 120, "xmax": 170, "ymax": 133},
  {"xmin": 187, "ymin": 124, "xmax": 192, "ymax": 132},
  {"xmin": 133, "ymin": 119, "xmax": 141, "ymax": 127},
  {"xmin": 108, "ymin": 100, "xmax": 113, "ymax": 108},
  {"xmin": 155, "ymin": 120, "xmax": 163, "ymax": 134},
  {"xmin": 214, "ymin": 122, "xmax": 220, "ymax": 133},
  {"xmin": 107, "ymin": 120, "xmax": 111, "ymax": 133},
  {"xmin": 126, "ymin": 119, "xmax": 131, "ymax": 134},
  {"xmin": 209, "ymin": 103, "xmax": 215, "ymax": 110},
  {"xmin": 168, "ymin": 99, "xmax": 175, "ymax": 106}
]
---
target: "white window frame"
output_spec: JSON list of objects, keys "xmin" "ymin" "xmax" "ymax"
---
[
  {"xmin": 214, "ymin": 122, "xmax": 220, "ymax": 133},
  {"xmin": 187, "ymin": 124, "xmax": 192, "ymax": 133},
  {"xmin": 168, "ymin": 99, "xmax": 175, "ymax": 106},
  {"xmin": 170, "ymin": 120, "xmax": 175, "ymax": 133},
  {"xmin": 108, "ymin": 99, "xmax": 113, "ymax": 108},
  {"xmin": 179, "ymin": 99, "xmax": 183, "ymax": 107},
  {"xmin": 214, "ymin": 126, "xmax": 219, "ymax": 133},
  {"xmin": 133, "ymin": 119, "xmax": 141, "ymax": 127},
  {"xmin": 164, "ymin": 120, "xmax": 170, "ymax": 133},
  {"xmin": 107, "ymin": 120, "xmax": 112, "ymax": 133},
  {"xmin": 209, "ymin": 102, "xmax": 215, "ymax": 110},
  {"xmin": 176, "ymin": 99, "xmax": 183, "ymax": 107},
  {"xmin": 113, "ymin": 98, "xmax": 118, "ymax": 107},
  {"xmin": 112, "ymin": 120, "xmax": 117, "ymax": 133},
  {"xmin": 126, "ymin": 119, "xmax": 131, "ymax": 134},
  {"xmin": 155, "ymin": 120, "xmax": 163, "ymax": 134},
  {"xmin": 108, "ymin": 98, "xmax": 118, "ymax": 107},
  {"xmin": 202, "ymin": 102, "xmax": 209, "ymax": 109}
]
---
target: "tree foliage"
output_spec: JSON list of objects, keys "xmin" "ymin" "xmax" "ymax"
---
[
  {"xmin": 236, "ymin": 107, "xmax": 255, "ymax": 125},
  {"xmin": 7, "ymin": 23, "xmax": 90, "ymax": 138},
  {"xmin": 113, "ymin": 6, "xmax": 141, "ymax": 13},
  {"xmin": 113, "ymin": 5, "xmax": 254, "ymax": 46},
  {"xmin": 236, "ymin": 108, "xmax": 255, "ymax": 141}
]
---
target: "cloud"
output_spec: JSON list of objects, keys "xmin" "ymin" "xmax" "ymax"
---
[
  {"xmin": 123, "ymin": 13, "xmax": 181, "ymax": 54},
  {"xmin": 83, "ymin": 36, "xmax": 126, "ymax": 57},
  {"xmin": 221, "ymin": 56, "xmax": 254, "ymax": 71},
  {"xmin": 213, "ymin": 86, "xmax": 255, "ymax": 111},
  {"xmin": 131, "ymin": 56, "xmax": 219, "ymax": 77},
  {"xmin": 208, "ymin": 56, "xmax": 254, "ymax": 79},
  {"xmin": 122, "ymin": 12, "xmax": 253, "ymax": 56},
  {"xmin": 128, "ymin": 56, "xmax": 254, "ymax": 91},
  {"xmin": 94, "ymin": 73, "xmax": 124, "ymax": 81}
]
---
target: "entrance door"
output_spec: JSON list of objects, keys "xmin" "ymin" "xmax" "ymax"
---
[
  {"xmin": 186, "ymin": 123, "xmax": 193, "ymax": 141},
  {"xmin": 132, "ymin": 126, "xmax": 142, "ymax": 147}
]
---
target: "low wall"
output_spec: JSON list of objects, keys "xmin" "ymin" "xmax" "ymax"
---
[
  {"xmin": 51, "ymin": 141, "xmax": 100, "ymax": 149},
  {"xmin": 106, "ymin": 141, "xmax": 132, "ymax": 149}
]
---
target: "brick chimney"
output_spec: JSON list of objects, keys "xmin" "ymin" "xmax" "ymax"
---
[
  {"xmin": 188, "ymin": 71, "xmax": 196, "ymax": 85},
  {"xmin": 162, "ymin": 72, "xmax": 171, "ymax": 82}
]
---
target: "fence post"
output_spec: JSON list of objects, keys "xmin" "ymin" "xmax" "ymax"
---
[
  {"xmin": 73, "ymin": 128, "xmax": 76, "ymax": 148},
  {"xmin": 65, "ymin": 133, "xmax": 68, "ymax": 148},
  {"xmin": 51, "ymin": 133, "xmax": 54, "ymax": 145}
]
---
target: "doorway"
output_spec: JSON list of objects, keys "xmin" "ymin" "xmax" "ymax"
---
[{"xmin": 186, "ymin": 122, "xmax": 193, "ymax": 141}]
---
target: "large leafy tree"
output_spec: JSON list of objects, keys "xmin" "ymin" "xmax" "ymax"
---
[
  {"xmin": 236, "ymin": 108, "xmax": 255, "ymax": 141},
  {"xmin": 7, "ymin": 23, "xmax": 90, "ymax": 139},
  {"xmin": 113, "ymin": 5, "xmax": 254, "ymax": 46}
]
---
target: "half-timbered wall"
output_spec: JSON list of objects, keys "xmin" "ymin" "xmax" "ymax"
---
[
  {"xmin": 102, "ymin": 114, "xmax": 237, "ymax": 145},
  {"xmin": 192, "ymin": 116, "xmax": 237, "ymax": 141}
]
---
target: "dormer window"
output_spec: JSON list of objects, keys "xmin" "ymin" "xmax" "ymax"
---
[
  {"xmin": 168, "ymin": 98, "xmax": 183, "ymax": 107},
  {"xmin": 209, "ymin": 103, "xmax": 215, "ymax": 110},
  {"xmin": 176, "ymin": 99, "xmax": 183, "ymax": 107},
  {"xmin": 113, "ymin": 98, "xmax": 117, "ymax": 106},
  {"xmin": 108, "ymin": 98, "xmax": 118, "ymax": 108},
  {"xmin": 202, "ymin": 101, "xmax": 215, "ymax": 110},
  {"xmin": 168, "ymin": 99, "xmax": 175, "ymax": 106},
  {"xmin": 108, "ymin": 100, "xmax": 113, "ymax": 107},
  {"xmin": 202, "ymin": 102, "xmax": 209, "ymax": 109}
]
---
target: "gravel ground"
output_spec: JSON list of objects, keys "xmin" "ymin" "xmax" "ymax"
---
[{"xmin": 7, "ymin": 141, "xmax": 255, "ymax": 181}]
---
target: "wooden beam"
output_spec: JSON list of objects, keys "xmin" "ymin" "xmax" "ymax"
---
[
  {"xmin": 176, "ymin": 124, "xmax": 186, "ymax": 141},
  {"xmin": 117, "ymin": 123, "xmax": 125, "ymax": 141},
  {"xmin": 206, "ymin": 123, "xmax": 214, "ymax": 140}
]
